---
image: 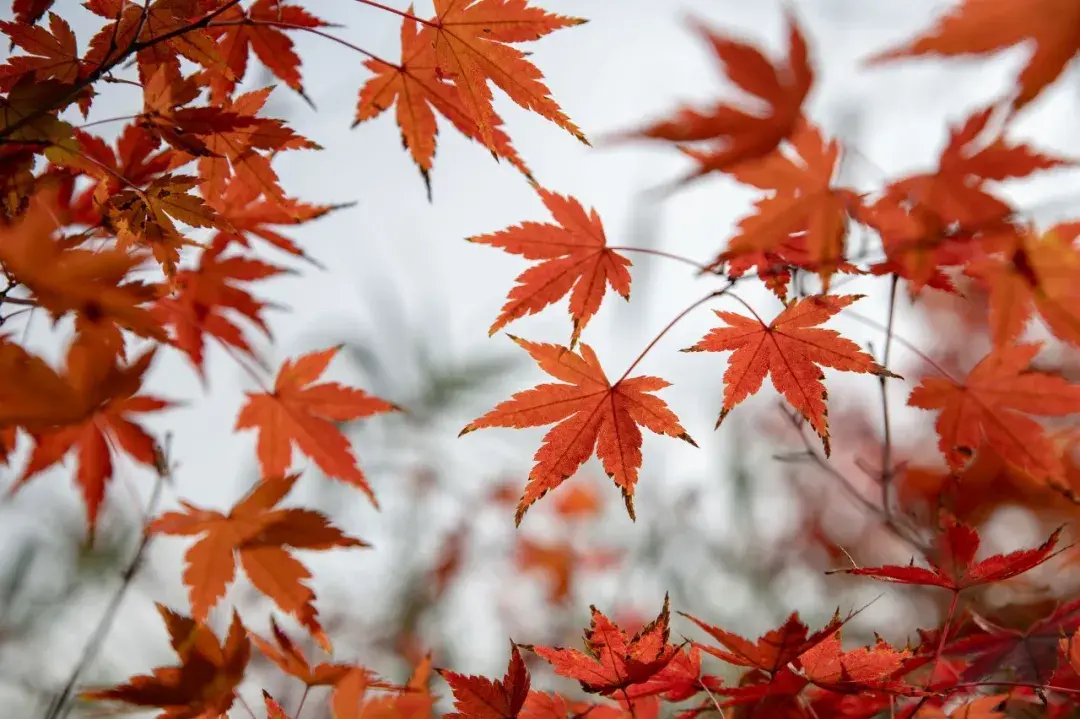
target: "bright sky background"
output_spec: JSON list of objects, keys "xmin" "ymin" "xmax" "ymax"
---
[{"xmin": 5, "ymin": 0, "xmax": 1080, "ymax": 714}]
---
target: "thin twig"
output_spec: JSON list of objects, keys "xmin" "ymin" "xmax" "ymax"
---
[
  {"xmin": 47, "ymin": 435, "xmax": 174, "ymax": 719},
  {"xmin": 877, "ymin": 274, "xmax": 899, "ymax": 522}
]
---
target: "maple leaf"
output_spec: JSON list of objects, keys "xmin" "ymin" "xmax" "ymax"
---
[
  {"xmin": 0, "ymin": 190, "xmax": 166, "ymax": 350},
  {"xmin": 5, "ymin": 336, "xmax": 171, "ymax": 540},
  {"xmin": 264, "ymin": 692, "xmax": 291, "ymax": 719},
  {"xmin": 104, "ymin": 173, "xmax": 226, "ymax": 276},
  {"xmin": 57, "ymin": 125, "xmax": 182, "ymax": 214},
  {"xmin": 709, "ymin": 122, "xmax": 862, "ymax": 294},
  {"xmin": 621, "ymin": 646, "xmax": 705, "ymax": 703},
  {"xmin": 834, "ymin": 514, "xmax": 1062, "ymax": 591},
  {"xmin": 533, "ymin": 595, "xmax": 676, "ymax": 696},
  {"xmin": 908, "ymin": 342, "xmax": 1080, "ymax": 482},
  {"xmin": 683, "ymin": 610, "xmax": 844, "ymax": 674},
  {"xmin": 620, "ymin": 11, "xmax": 812, "ymax": 181},
  {"xmin": 250, "ymin": 615, "xmax": 391, "ymax": 714},
  {"xmin": 356, "ymin": 6, "xmax": 531, "ymax": 195},
  {"xmin": 203, "ymin": 0, "xmax": 328, "ymax": 105},
  {"xmin": 417, "ymin": 0, "xmax": 588, "ymax": 152},
  {"xmin": 235, "ymin": 346, "xmax": 398, "ymax": 505},
  {"xmin": 946, "ymin": 596, "xmax": 1080, "ymax": 684},
  {"xmin": 460, "ymin": 336, "xmax": 696, "ymax": 524},
  {"xmin": 193, "ymin": 86, "xmax": 320, "ymax": 205},
  {"xmin": 469, "ymin": 185, "xmax": 631, "ymax": 347},
  {"xmin": 682, "ymin": 294, "xmax": 898, "ymax": 456},
  {"xmin": 0, "ymin": 76, "xmax": 77, "ymax": 146},
  {"xmin": 344, "ymin": 654, "xmax": 436, "ymax": 719},
  {"xmin": 202, "ymin": 174, "xmax": 337, "ymax": 264},
  {"xmin": 150, "ymin": 473, "xmax": 368, "ymax": 651},
  {"xmin": 135, "ymin": 67, "xmax": 259, "ymax": 158},
  {"xmin": 966, "ymin": 222, "xmax": 1080, "ymax": 347},
  {"xmin": 0, "ymin": 12, "xmax": 81, "ymax": 89},
  {"xmin": 81, "ymin": 604, "xmax": 250, "ymax": 719},
  {"xmin": 11, "ymin": 0, "xmax": 54, "ymax": 25},
  {"xmin": 798, "ymin": 632, "xmax": 916, "ymax": 695},
  {"xmin": 153, "ymin": 234, "xmax": 287, "ymax": 376},
  {"xmin": 82, "ymin": 0, "xmax": 228, "ymax": 89},
  {"xmin": 889, "ymin": 107, "xmax": 1066, "ymax": 227},
  {"xmin": 439, "ymin": 643, "xmax": 531, "ymax": 719},
  {"xmin": 868, "ymin": 0, "xmax": 1080, "ymax": 110}
]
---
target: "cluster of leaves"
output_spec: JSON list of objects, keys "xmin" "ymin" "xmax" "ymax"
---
[{"xmin": 1, "ymin": 0, "xmax": 1080, "ymax": 717}]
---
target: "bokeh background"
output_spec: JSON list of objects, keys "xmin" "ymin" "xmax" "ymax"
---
[{"xmin": 3, "ymin": 0, "xmax": 1080, "ymax": 716}]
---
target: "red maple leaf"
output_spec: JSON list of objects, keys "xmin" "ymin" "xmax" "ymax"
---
[
  {"xmin": 836, "ymin": 514, "xmax": 1062, "ymax": 591},
  {"xmin": 533, "ymin": 594, "xmax": 677, "ymax": 696},
  {"xmin": 683, "ymin": 294, "xmax": 898, "ymax": 455},
  {"xmin": 440, "ymin": 643, "xmax": 531, "ymax": 719},
  {"xmin": 203, "ymin": 0, "xmax": 328, "ymax": 104},
  {"xmin": 469, "ymin": 185, "xmax": 631, "ymax": 347},
  {"xmin": 460, "ymin": 336, "xmax": 695, "ymax": 524}
]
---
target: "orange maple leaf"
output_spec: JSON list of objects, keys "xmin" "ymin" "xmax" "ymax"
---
[
  {"xmin": 82, "ymin": 0, "xmax": 227, "ymax": 88},
  {"xmin": 345, "ymin": 654, "xmax": 436, "ymax": 719},
  {"xmin": 193, "ymin": 86, "xmax": 320, "ymax": 205},
  {"xmin": 0, "ymin": 11, "xmax": 81, "ymax": 89},
  {"xmin": 81, "ymin": 604, "xmax": 250, "ymax": 719},
  {"xmin": 150, "ymin": 473, "xmax": 368, "ymax": 651},
  {"xmin": 264, "ymin": 692, "xmax": 290, "ymax": 719},
  {"xmin": 620, "ymin": 11, "xmax": 812, "ymax": 181},
  {"xmin": 966, "ymin": 222, "xmax": 1080, "ymax": 347},
  {"xmin": 203, "ymin": 0, "xmax": 327, "ymax": 105},
  {"xmin": 153, "ymin": 234, "xmax": 287, "ymax": 376},
  {"xmin": 799, "ymin": 632, "xmax": 916, "ymax": 695},
  {"xmin": 460, "ymin": 336, "xmax": 696, "ymax": 524},
  {"xmin": 709, "ymin": 122, "xmax": 862, "ymax": 295},
  {"xmin": 469, "ymin": 185, "xmax": 631, "ymax": 347},
  {"xmin": 234, "ymin": 346, "xmax": 398, "ymax": 505},
  {"xmin": 251, "ymin": 615, "xmax": 392, "ymax": 713},
  {"xmin": 533, "ymin": 594, "xmax": 677, "ymax": 696},
  {"xmin": 908, "ymin": 342, "xmax": 1080, "ymax": 483},
  {"xmin": 104, "ymin": 173, "xmax": 226, "ymax": 276},
  {"xmin": 5, "ymin": 336, "xmax": 171, "ymax": 540},
  {"xmin": 868, "ymin": 0, "xmax": 1080, "ymax": 111},
  {"xmin": 420, "ymin": 0, "xmax": 588, "ymax": 151},
  {"xmin": 439, "ymin": 643, "xmax": 531, "ymax": 719},
  {"xmin": 355, "ymin": 5, "xmax": 531, "ymax": 195},
  {"xmin": 202, "ymin": 174, "xmax": 337, "ymax": 264},
  {"xmin": 683, "ymin": 294, "xmax": 898, "ymax": 455},
  {"xmin": 0, "ymin": 190, "xmax": 166, "ymax": 351}
]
